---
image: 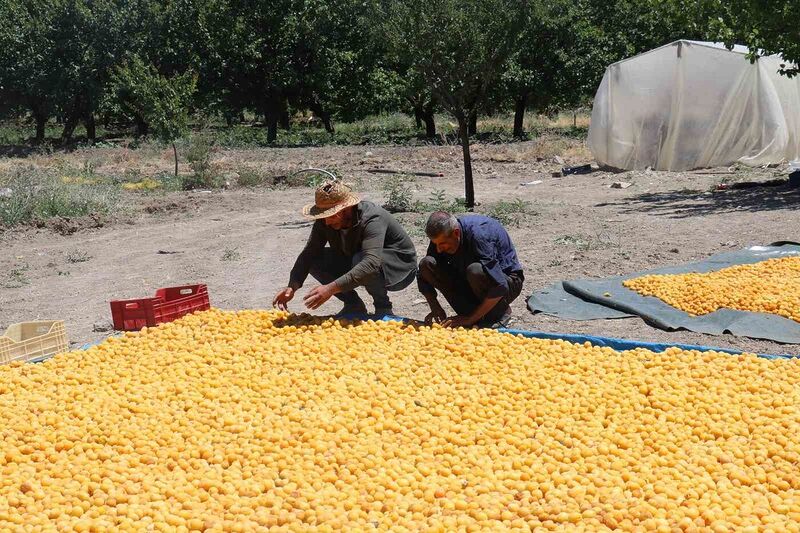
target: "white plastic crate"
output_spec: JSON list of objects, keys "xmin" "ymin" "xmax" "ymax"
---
[{"xmin": 0, "ymin": 321, "xmax": 69, "ymax": 365}]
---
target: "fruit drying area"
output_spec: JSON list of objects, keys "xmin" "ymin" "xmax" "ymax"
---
[{"xmin": 2, "ymin": 142, "xmax": 800, "ymax": 530}]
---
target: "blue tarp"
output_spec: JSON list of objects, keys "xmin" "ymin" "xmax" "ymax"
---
[{"xmin": 529, "ymin": 243, "xmax": 800, "ymax": 344}]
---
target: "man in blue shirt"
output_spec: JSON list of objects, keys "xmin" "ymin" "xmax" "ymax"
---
[{"xmin": 417, "ymin": 211, "xmax": 524, "ymax": 328}]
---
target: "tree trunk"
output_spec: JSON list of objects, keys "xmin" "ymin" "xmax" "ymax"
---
[
  {"xmin": 279, "ymin": 100, "xmax": 291, "ymax": 130},
  {"xmin": 264, "ymin": 95, "xmax": 281, "ymax": 143},
  {"xmin": 224, "ymin": 112, "xmax": 234, "ymax": 127},
  {"xmin": 309, "ymin": 101, "xmax": 334, "ymax": 133},
  {"xmin": 468, "ymin": 111, "xmax": 477, "ymax": 136},
  {"xmin": 61, "ymin": 115, "xmax": 79, "ymax": 143},
  {"xmin": 267, "ymin": 117, "xmax": 278, "ymax": 143},
  {"xmin": 33, "ymin": 108, "xmax": 47, "ymax": 144},
  {"xmin": 134, "ymin": 115, "xmax": 149, "ymax": 137},
  {"xmin": 422, "ymin": 104, "xmax": 436, "ymax": 138},
  {"xmin": 84, "ymin": 113, "xmax": 96, "ymax": 144},
  {"xmin": 321, "ymin": 114, "xmax": 334, "ymax": 134},
  {"xmin": 513, "ymin": 93, "xmax": 528, "ymax": 138},
  {"xmin": 173, "ymin": 143, "xmax": 179, "ymax": 177},
  {"xmin": 413, "ymin": 106, "xmax": 423, "ymax": 128},
  {"xmin": 458, "ymin": 117, "xmax": 475, "ymax": 209}
]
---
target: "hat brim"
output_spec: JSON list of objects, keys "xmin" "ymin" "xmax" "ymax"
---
[{"xmin": 301, "ymin": 194, "xmax": 361, "ymax": 219}]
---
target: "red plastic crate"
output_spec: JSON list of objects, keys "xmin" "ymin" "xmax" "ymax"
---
[{"xmin": 110, "ymin": 284, "xmax": 211, "ymax": 331}]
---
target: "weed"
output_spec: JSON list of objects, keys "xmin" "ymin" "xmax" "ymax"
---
[
  {"xmin": 66, "ymin": 250, "xmax": 91, "ymax": 263},
  {"xmin": 554, "ymin": 231, "xmax": 621, "ymax": 251},
  {"xmin": 182, "ymin": 135, "xmax": 223, "ymax": 190},
  {"xmin": 554, "ymin": 234, "xmax": 591, "ymax": 248},
  {"xmin": 221, "ymin": 247, "xmax": 241, "ymax": 261},
  {"xmin": 3, "ymin": 263, "xmax": 30, "ymax": 288},
  {"xmin": 381, "ymin": 175, "xmax": 415, "ymax": 213},
  {"xmin": 484, "ymin": 199, "xmax": 535, "ymax": 227},
  {"xmin": 414, "ymin": 190, "xmax": 467, "ymax": 214}
]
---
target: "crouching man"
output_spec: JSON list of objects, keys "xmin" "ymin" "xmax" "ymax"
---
[
  {"xmin": 418, "ymin": 211, "xmax": 524, "ymax": 328},
  {"xmin": 273, "ymin": 180, "xmax": 417, "ymax": 316}
]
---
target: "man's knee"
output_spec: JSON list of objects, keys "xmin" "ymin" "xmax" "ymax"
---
[
  {"xmin": 465, "ymin": 263, "xmax": 486, "ymax": 283},
  {"xmin": 418, "ymin": 256, "xmax": 438, "ymax": 279}
]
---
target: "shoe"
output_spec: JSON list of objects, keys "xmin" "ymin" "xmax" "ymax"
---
[
  {"xmin": 374, "ymin": 307, "xmax": 394, "ymax": 317},
  {"xmin": 335, "ymin": 302, "xmax": 368, "ymax": 317},
  {"xmin": 483, "ymin": 308, "xmax": 513, "ymax": 329}
]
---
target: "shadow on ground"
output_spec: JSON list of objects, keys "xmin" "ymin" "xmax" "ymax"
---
[{"xmin": 597, "ymin": 184, "xmax": 800, "ymax": 218}]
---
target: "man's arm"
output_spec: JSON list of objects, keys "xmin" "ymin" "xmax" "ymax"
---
[
  {"xmin": 417, "ymin": 243, "xmax": 446, "ymax": 323},
  {"xmin": 333, "ymin": 215, "xmax": 386, "ymax": 292},
  {"xmin": 288, "ymin": 221, "xmax": 328, "ymax": 289}
]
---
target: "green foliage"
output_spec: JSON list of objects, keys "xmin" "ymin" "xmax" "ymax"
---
[
  {"xmin": 381, "ymin": 0, "xmax": 526, "ymax": 123},
  {"xmin": 380, "ymin": 175, "xmax": 415, "ymax": 213},
  {"xmin": 483, "ymin": 198, "xmax": 536, "ymax": 227},
  {"xmin": 415, "ymin": 190, "xmax": 467, "ymax": 214},
  {"xmin": 182, "ymin": 135, "xmax": 223, "ymax": 190},
  {"xmin": 109, "ymin": 56, "xmax": 197, "ymax": 144},
  {"xmin": 710, "ymin": 0, "xmax": 800, "ymax": 76},
  {"xmin": 379, "ymin": 0, "xmax": 528, "ymax": 207},
  {"xmin": 236, "ymin": 167, "xmax": 269, "ymax": 187},
  {"xmin": 2, "ymin": 0, "xmax": 779, "ymax": 152}
]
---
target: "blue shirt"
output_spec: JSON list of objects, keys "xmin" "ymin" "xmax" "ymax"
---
[{"xmin": 419, "ymin": 214, "xmax": 523, "ymax": 298}]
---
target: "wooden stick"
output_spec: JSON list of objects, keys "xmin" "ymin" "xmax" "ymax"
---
[{"xmin": 367, "ymin": 168, "xmax": 444, "ymax": 177}]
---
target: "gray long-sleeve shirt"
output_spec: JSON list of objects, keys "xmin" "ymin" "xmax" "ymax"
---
[{"xmin": 288, "ymin": 201, "xmax": 417, "ymax": 292}]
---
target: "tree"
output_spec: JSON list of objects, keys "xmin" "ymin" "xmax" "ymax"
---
[
  {"xmin": 381, "ymin": 0, "xmax": 528, "ymax": 208},
  {"xmin": 110, "ymin": 57, "xmax": 197, "ymax": 175},
  {"xmin": 202, "ymin": 0, "xmax": 300, "ymax": 143},
  {"xmin": 501, "ymin": 0, "xmax": 580, "ymax": 138},
  {"xmin": 0, "ymin": 0, "xmax": 61, "ymax": 143},
  {"xmin": 711, "ymin": 0, "xmax": 800, "ymax": 76}
]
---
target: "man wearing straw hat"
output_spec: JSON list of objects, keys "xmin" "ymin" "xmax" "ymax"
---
[{"xmin": 273, "ymin": 180, "xmax": 417, "ymax": 316}]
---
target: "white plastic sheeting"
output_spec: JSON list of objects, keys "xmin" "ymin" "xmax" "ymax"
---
[{"xmin": 588, "ymin": 40, "xmax": 800, "ymax": 171}]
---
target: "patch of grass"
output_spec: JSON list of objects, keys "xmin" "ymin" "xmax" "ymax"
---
[
  {"xmin": 221, "ymin": 247, "xmax": 241, "ymax": 261},
  {"xmin": 0, "ymin": 120, "xmax": 116, "ymax": 146},
  {"xmin": 0, "ymin": 167, "xmax": 119, "ymax": 228},
  {"xmin": 236, "ymin": 166, "xmax": 268, "ymax": 187},
  {"xmin": 278, "ymin": 168, "xmax": 344, "ymax": 189},
  {"xmin": 2, "ymin": 263, "xmax": 30, "ymax": 288},
  {"xmin": 66, "ymin": 250, "xmax": 91, "ymax": 263},
  {"xmin": 554, "ymin": 231, "xmax": 621, "ymax": 251},
  {"xmin": 483, "ymin": 199, "xmax": 536, "ymax": 227}
]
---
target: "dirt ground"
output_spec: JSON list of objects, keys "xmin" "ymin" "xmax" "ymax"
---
[{"xmin": 2, "ymin": 141, "xmax": 799, "ymax": 356}]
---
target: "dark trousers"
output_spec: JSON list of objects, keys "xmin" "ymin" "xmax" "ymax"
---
[
  {"xmin": 309, "ymin": 248, "xmax": 413, "ymax": 311},
  {"xmin": 418, "ymin": 256, "xmax": 523, "ymax": 325}
]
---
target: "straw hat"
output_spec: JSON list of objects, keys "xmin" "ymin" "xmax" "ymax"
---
[{"xmin": 302, "ymin": 180, "xmax": 361, "ymax": 219}]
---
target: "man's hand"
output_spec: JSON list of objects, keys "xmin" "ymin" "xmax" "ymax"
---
[
  {"xmin": 272, "ymin": 287, "xmax": 295, "ymax": 311},
  {"xmin": 441, "ymin": 315, "xmax": 475, "ymax": 328},
  {"xmin": 424, "ymin": 303, "xmax": 447, "ymax": 325},
  {"xmin": 303, "ymin": 283, "xmax": 337, "ymax": 310}
]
